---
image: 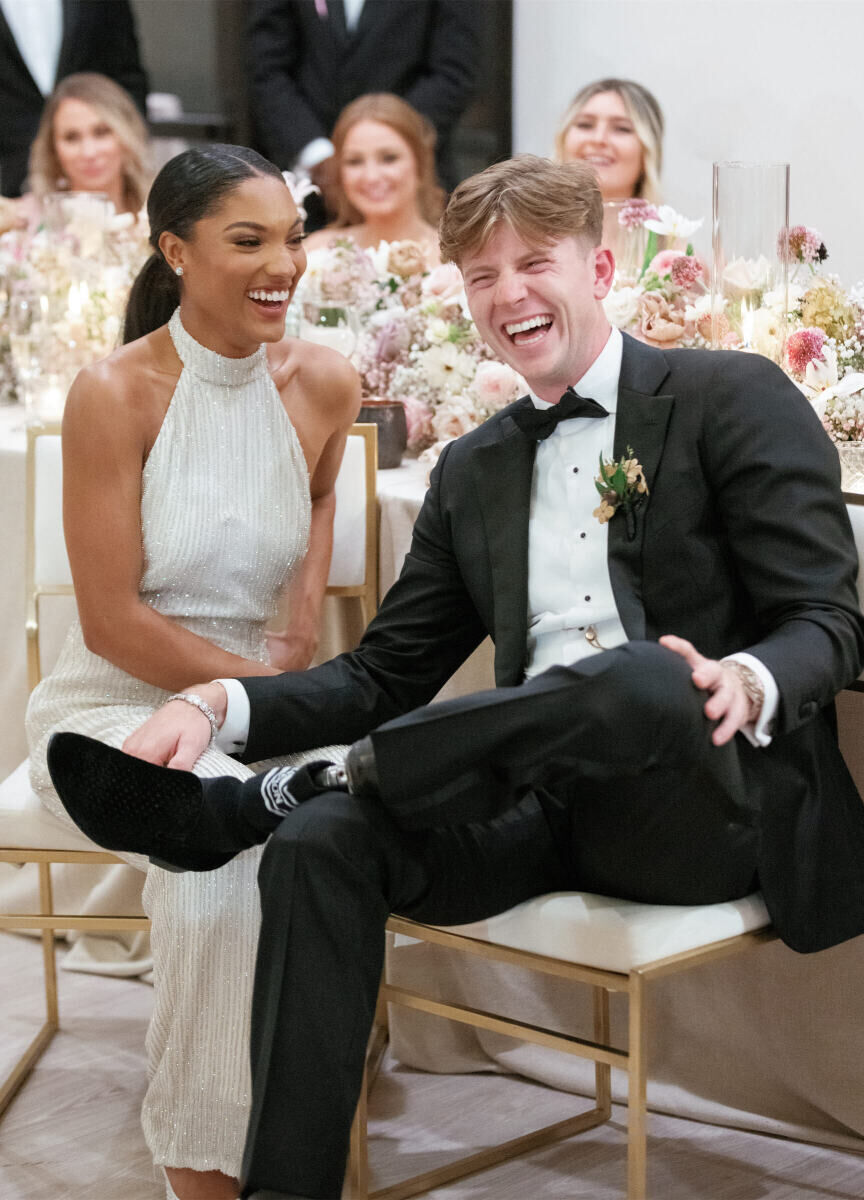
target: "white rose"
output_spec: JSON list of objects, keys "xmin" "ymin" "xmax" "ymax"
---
[
  {"xmin": 721, "ymin": 255, "xmax": 773, "ymax": 295},
  {"xmin": 427, "ymin": 317, "xmax": 451, "ymax": 344},
  {"xmin": 472, "ymin": 360, "xmax": 524, "ymax": 411},
  {"xmin": 432, "ymin": 401, "xmax": 478, "ymax": 442},
  {"xmin": 602, "ymin": 285, "xmax": 643, "ymax": 329},
  {"xmin": 750, "ymin": 308, "xmax": 782, "ymax": 360}
]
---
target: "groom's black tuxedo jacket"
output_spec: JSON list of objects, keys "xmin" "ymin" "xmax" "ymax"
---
[
  {"xmin": 243, "ymin": 334, "xmax": 864, "ymax": 953},
  {"xmin": 0, "ymin": 0, "xmax": 148, "ymax": 197}
]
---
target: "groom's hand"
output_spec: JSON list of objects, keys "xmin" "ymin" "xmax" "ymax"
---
[
  {"xmin": 659, "ymin": 635, "xmax": 759, "ymax": 746},
  {"xmin": 122, "ymin": 683, "xmax": 228, "ymax": 769}
]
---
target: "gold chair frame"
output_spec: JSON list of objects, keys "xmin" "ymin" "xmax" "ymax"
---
[
  {"xmin": 0, "ymin": 421, "xmax": 151, "ymax": 1120},
  {"xmin": 325, "ymin": 423, "xmax": 379, "ymax": 625},
  {"xmin": 349, "ymin": 916, "xmax": 778, "ymax": 1200}
]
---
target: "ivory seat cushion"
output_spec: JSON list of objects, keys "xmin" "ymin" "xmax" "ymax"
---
[
  {"xmin": 432, "ymin": 890, "xmax": 770, "ymax": 974},
  {"xmin": 0, "ymin": 759, "xmax": 104, "ymax": 853}
]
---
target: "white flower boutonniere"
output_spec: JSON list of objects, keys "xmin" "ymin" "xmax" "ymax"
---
[{"xmin": 593, "ymin": 448, "xmax": 649, "ymax": 540}]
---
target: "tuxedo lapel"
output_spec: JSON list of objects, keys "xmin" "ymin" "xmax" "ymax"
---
[
  {"xmin": 473, "ymin": 411, "xmax": 536, "ymax": 685},
  {"xmin": 55, "ymin": 0, "xmax": 76, "ymax": 82},
  {"xmin": 608, "ymin": 335, "xmax": 674, "ymax": 640}
]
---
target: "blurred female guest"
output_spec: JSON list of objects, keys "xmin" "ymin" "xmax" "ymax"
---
[
  {"xmin": 17, "ymin": 71, "xmax": 151, "ymax": 223},
  {"xmin": 26, "ymin": 145, "xmax": 359, "ymax": 1200},
  {"xmin": 554, "ymin": 77, "xmax": 664, "ymax": 204},
  {"xmin": 304, "ymin": 92, "xmax": 444, "ymax": 261}
]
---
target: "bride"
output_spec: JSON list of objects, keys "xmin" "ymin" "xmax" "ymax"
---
[{"xmin": 25, "ymin": 144, "xmax": 359, "ymax": 1200}]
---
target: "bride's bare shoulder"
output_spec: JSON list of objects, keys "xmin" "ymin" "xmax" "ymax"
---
[{"xmin": 64, "ymin": 325, "xmax": 181, "ymax": 430}]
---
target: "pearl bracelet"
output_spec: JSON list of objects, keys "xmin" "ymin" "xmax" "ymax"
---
[{"xmin": 166, "ymin": 693, "xmax": 219, "ymax": 744}]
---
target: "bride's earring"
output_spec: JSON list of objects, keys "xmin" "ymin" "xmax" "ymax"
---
[{"xmin": 175, "ymin": 266, "xmax": 184, "ymax": 276}]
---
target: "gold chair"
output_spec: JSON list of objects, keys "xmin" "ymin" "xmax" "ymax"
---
[
  {"xmin": 350, "ymin": 494, "xmax": 864, "ymax": 1199},
  {"xmin": 326, "ymin": 423, "xmax": 379, "ymax": 625},
  {"xmin": 0, "ymin": 421, "xmax": 150, "ymax": 1120},
  {"xmin": 349, "ymin": 896, "xmax": 775, "ymax": 1200}
]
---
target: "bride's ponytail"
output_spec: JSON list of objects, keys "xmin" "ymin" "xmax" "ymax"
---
[
  {"xmin": 123, "ymin": 252, "xmax": 180, "ymax": 344},
  {"xmin": 121, "ymin": 143, "xmax": 285, "ymax": 345}
]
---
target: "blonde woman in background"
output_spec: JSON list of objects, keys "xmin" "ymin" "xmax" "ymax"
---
[
  {"xmin": 555, "ymin": 77, "xmax": 663, "ymax": 203},
  {"xmin": 7, "ymin": 71, "xmax": 151, "ymax": 229},
  {"xmin": 304, "ymin": 92, "xmax": 444, "ymax": 263}
]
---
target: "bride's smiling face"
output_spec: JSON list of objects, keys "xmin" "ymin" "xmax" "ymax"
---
[
  {"xmin": 160, "ymin": 174, "xmax": 306, "ymax": 357},
  {"xmin": 339, "ymin": 119, "xmax": 420, "ymax": 221}
]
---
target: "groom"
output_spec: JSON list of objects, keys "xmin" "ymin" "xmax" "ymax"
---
[{"xmin": 49, "ymin": 157, "xmax": 864, "ymax": 1200}]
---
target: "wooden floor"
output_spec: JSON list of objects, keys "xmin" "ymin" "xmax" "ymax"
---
[{"xmin": 1, "ymin": 931, "xmax": 863, "ymax": 1200}]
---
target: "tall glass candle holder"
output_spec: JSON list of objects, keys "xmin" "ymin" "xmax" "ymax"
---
[{"xmin": 711, "ymin": 162, "xmax": 789, "ymax": 362}]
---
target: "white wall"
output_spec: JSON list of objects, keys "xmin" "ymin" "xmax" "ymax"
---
[{"xmin": 513, "ymin": 0, "xmax": 864, "ymax": 282}]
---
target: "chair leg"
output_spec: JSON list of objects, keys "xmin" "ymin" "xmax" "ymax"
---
[
  {"xmin": 593, "ymin": 985, "xmax": 612, "ymax": 1118},
  {"xmin": 627, "ymin": 972, "xmax": 648, "ymax": 1200},
  {"xmin": 39, "ymin": 862, "xmax": 60, "ymax": 1028},
  {"xmin": 0, "ymin": 862, "xmax": 60, "ymax": 1119},
  {"xmin": 348, "ymin": 1065, "xmax": 370, "ymax": 1200}
]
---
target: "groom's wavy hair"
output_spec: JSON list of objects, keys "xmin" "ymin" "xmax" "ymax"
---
[
  {"xmin": 439, "ymin": 156, "xmax": 603, "ymax": 267},
  {"xmin": 123, "ymin": 144, "xmax": 285, "ymax": 344}
]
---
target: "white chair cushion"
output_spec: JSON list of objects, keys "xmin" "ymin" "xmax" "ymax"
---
[
  {"xmin": 328, "ymin": 434, "xmax": 367, "ymax": 588},
  {"xmin": 34, "ymin": 435, "xmax": 72, "ymax": 588},
  {"xmin": 433, "ymin": 890, "xmax": 770, "ymax": 973},
  {"xmin": 0, "ymin": 759, "xmax": 106, "ymax": 853}
]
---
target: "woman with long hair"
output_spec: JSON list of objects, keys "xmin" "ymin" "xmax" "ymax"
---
[
  {"xmin": 554, "ymin": 77, "xmax": 664, "ymax": 204},
  {"xmin": 304, "ymin": 92, "xmax": 444, "ymax": 260},
  {"xmin": 25, "ymin": 71, "xmax": 152, "ymax": 215},
  {"xmin": 25, "ymin": 144, "xmax": 359, "ymax": 1200}
]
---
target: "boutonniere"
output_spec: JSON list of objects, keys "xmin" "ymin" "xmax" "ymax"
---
[{"xmin": 593, "ymin": 447, "xmax": 649, "ymax": 541}]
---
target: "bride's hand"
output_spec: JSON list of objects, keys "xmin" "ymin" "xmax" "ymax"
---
[{"xmin": 265, "ymin": 626, "xmax": 318, "ymax": 672}]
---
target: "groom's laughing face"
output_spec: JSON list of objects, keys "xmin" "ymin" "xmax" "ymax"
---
[{"xmin": 461, "ymin": 222, "xmax": 614, "ymax": 404}]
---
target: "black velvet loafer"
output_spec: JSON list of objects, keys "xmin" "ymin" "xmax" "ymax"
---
[{"xmin": 46, "ymin": 732, "xmax": 240, "ymax": 872}]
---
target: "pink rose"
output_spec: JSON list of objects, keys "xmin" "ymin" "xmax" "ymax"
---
[
  {"xmin": 472, "ymin": 360, "xmax": 524, "ymax": 411},
  {"xmin": 639, "ymin": 293, "xmax": 687, "ymax": 345},
  {"xmin": 421, "ymin": 262, "xmax": 464, "ymax": 302},
  {"xmin": 432, "ymin": 403, "xmax": 477, "ymax": 442},
  {"xmin": 402, "ymin": 396, "xmax": 434, "ymax": 451}
]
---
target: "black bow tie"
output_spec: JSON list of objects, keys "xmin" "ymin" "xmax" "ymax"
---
[{"xmin": 510, "ymin": 388, "xmax": 609, "ymax": 441}]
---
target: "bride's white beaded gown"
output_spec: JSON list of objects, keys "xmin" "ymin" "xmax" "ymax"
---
[{"xmin": 26, "ymin": 308, "xmax": 334, "ymax": 1176}]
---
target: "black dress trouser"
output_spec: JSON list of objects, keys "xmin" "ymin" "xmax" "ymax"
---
[{"xmin": 240, "ymin": 642, "xmax": 760, "ymax": 1198}]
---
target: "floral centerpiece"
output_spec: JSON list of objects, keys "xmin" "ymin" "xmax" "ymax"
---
[
  {"xmin": 601, "ymin": 199, "xmax": 709, "ymax": 349},
  {"xmin": 1, "ymin": 197, "xmax": 150, "ymax": 411},
  {"xmin": 300, "ymin": 237, "xmax": 526, "ymax": 459}
]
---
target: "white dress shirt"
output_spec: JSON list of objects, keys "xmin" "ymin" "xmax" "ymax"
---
[
  {"xmin": 216, "ymin": 326, "xmax": 778, "ymax": 753},
  {"xmin": 1, "ymin": 0, "xmax": 62, "ymax": 95}
]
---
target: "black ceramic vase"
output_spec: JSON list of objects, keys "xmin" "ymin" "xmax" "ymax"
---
[{"xmin": 358, "ymin": 400, "xmax": 408, "ymax": 469}]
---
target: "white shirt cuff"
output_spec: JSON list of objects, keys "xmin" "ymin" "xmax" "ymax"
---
[
  {"xmin": 213, "ymin": 677, "xmax": 251, "ymax": 755},
  {"xmin": 298, "ymin": 138, "xmax": 334, "ymax": 170},
  {"xmin": 722, "ymin": 652, "xmax": 778, "ymax": 748}
]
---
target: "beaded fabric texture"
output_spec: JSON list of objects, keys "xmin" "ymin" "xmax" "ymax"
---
[{"xmin": 23, "ymin": 307, "xmax": 326, "ymax": 1176}]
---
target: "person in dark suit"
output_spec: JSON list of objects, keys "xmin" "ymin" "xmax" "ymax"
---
[
  {"xmin": 0, "ymin": 0, "xmax": 147, "ymax": 197},
  {"xmin": 47, "ymin": 156, "xmax": 864, "ymax": 1200},
  {"xmin": 247, "ymin": 0, "xmax": 482, "ymax": 215}
]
